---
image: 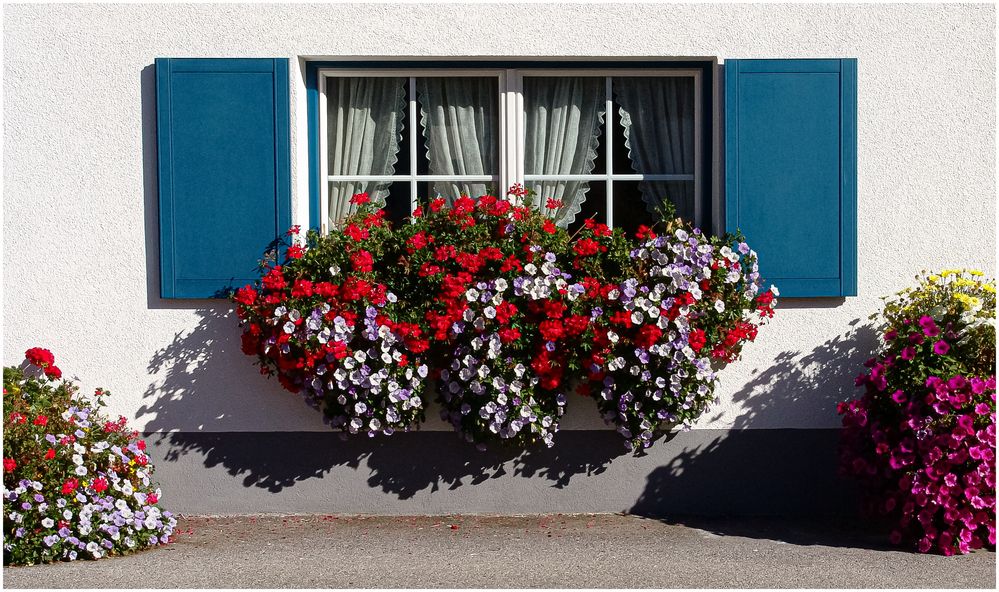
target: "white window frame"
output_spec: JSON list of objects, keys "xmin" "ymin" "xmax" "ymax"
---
[{"xmin": 317, "ymin": 67, "xmax": 702, "ymax": 231}]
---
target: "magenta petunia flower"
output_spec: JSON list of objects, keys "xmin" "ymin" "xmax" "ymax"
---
[{"xmin": 933, "ymin": 340, "xmax": 950, "ymax": 355}]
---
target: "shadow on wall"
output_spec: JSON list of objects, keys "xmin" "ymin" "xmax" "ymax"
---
[
  {"xmin": 137, "ymin": 308, "xmax": 632, "ymax": 496},
  {"xmin": 139, "ymin": 307, "xmax": 876, "ymax": 516},
  {"xmin": 629, "ymin": 320, "xmax": 879, "ymax": 540}
]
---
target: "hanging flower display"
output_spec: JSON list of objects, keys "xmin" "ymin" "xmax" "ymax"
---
[
  {"xmin": 391, "ymin": 189, "xmax": 582, "ymax": 449},
  {"xmin": 232, "ymin": 188, "xmax": 776, "ymax": 451},
  {"xmin": 233, "ymin": 195, "xmax": 431, "ymax": 436},
  {"xmin": 572, "ymin": 220, "xmax": 777, "ymax": 451}
]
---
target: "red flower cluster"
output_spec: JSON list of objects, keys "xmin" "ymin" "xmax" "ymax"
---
[{"xmin": 25, "ymin": 347, "xmax": 61, "ymax": 379}]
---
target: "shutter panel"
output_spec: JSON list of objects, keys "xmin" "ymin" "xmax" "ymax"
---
[
  {"xmin": 725, "ymin": 59, "xmax": 857, "ymax": 297},
  {"xmin": 156, "ymin": 58, "xmax": 290, "ymax": 298}
]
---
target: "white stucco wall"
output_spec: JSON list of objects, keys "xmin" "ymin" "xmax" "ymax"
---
[{"xmin": 4, "ymin": 2, "xmax": 995, "ymax": 435}]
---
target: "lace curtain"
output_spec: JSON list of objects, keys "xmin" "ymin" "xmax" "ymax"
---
[
  {"xmin": 417, "ymin": 77, "xmax": 498, "ymax": 202},
  {"xmin": 523, "ymin": 77, "xmax": 605, "ymax": 227},
  {"xmin": 327, "ymin": 77, "xmax": 406, "ymax": 227},
  {"xmin": 615, "ymin": 77, "xmax": 696, "ymax": 222}
]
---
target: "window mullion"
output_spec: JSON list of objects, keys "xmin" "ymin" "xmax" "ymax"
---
[
  {"xmin": 605, "ymin": 76, "xmax": 614, "ymax": 229},
  {"xmin": 319, "ymin": 74, "xmax": 329, "ymax": 234},
  {"xmin": 409, "ymin": 76, "xmax": 417, "ymax": 214},
  {"xmin": 505, "ymin": 69, "xmax": 523, "ymax": 203}
]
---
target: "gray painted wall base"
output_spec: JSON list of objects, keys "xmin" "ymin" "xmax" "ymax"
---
[{"xmin": 146, "ymin": 429, "xmax": 857, "ymax": 516}]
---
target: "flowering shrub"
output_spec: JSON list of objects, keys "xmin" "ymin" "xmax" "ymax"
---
[
  {"xmin": 234, "ymin": 194, "xmax": 431, "ymax": 436},
  {"xmin": 576, "ymin": 220, "xmax": 777, "ymax": 450},
  {"xmin": 3, "ymin": 349, "xmax": 176, "ymax": 566},
  {"xmin": 233, "ymin": 188, "xmax": 776, "ymax": 450},
  {"xmin": 839, "ymin": 270, "xmax": 996, "ymax": 554}
]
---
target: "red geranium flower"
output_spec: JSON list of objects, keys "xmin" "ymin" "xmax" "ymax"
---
[
  {"xmin": 61, "ymin": 478, "xmax": 79, "ymax": 495},
  {"xmin": 234, "ymin": 286, "xmax": 258, "ymax": 307},
  {"xmin": 350, "ymin": 192, "xmax": 371, "ymax": 205},
  {"xmin": 688, "ymin": 328, "xmax": 707, "ymax": 352},
  {"xmin": 3, "ymin": 458, "xmax": 16, "ymax": 473},
  {"xmin": 291, "ymin": 279, "xmax": 314, "ymax": 298},
  {"xmin": 25, "ymin": 347, "xmax": 55, "ymax": 369},
  {"xmin": 350, "ymin": 250, "xmax": 374, "ymax": 273}
]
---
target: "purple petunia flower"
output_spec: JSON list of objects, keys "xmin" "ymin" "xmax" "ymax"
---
[{"xmin": 933, "ymin": 340, "xmax": 950, "ymax": 355}]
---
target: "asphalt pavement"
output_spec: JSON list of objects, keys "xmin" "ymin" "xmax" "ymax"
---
[{"xmin": 3, "ymin": 514, "xmax": 995, "ymax": 588}]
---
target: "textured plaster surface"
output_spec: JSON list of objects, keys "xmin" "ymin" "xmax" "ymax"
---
[{"xmin": 3, "ymin": 3, "xmax": 996, "ymax": 435}]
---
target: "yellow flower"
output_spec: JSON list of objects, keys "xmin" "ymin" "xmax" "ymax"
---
[
  {"xmin": 968, "ymin": 270, "xmax": 984, "ymax": 277},
  {"xmin": 953, "ymin": 293, "xmax": 982, "ymax": 311},
  {"xmin": 928, "ymin": 275, "xmax": 940, "ymax": 283},
  {"xmin": 983, "ymin": 284, "xmax": 996, "ymax": 294},
  {"xmin": 940, "ymin": 269, "xmax": 960, "ymax": 277}
]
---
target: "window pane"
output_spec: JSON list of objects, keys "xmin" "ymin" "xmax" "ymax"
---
[
  {"xmin": 523, "ymin": 77, "xmax": 605, "ymax": 176},
  {"xmin": 566, "ymin": 182, "xmax": 607, "ymax": 235},
  {"xmin": 614, "ymin": 180, "xmax": 695, "ymax": 237},
  {"xmin": 524, "ymin": 77, "xmax": 605, "ymax": 227},
  {"xmin": 382, "ymin": 182, "xmax": 411, "ymax": 226},
  {"xmin": 327, "ymin": 77, "xmax": 407, "ymax": 225},
  {"xmin": 613, "ymin": 77, "xmax": 694, "ymax": 175},
  {"xmin": 614, "ymin": 77, "xmax": 696, "ymax": 222},
  {"xmin": 417, "ymin": 77, "xmax": 498, "ymax": 202},
  {"xmin": 328, "ymin": 181, "xmax": 404, "ymax": 227}
]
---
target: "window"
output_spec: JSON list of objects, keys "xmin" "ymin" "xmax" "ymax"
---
[
  {"xmin": 157, "ymin": 58, "xmax": 855, "ymax": 299},
  {"xmin": 316, "ymin": 66, "xmax": 703, "ymax": 236}
]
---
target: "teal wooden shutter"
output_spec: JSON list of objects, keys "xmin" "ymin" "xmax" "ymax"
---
[
  {"xmin": 156, "ymin": 58, "xmax": 290, "ymax": 299},
  {"xmin": 725, "ymin": 59, "xmax": 857, "ymax": 297}
]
